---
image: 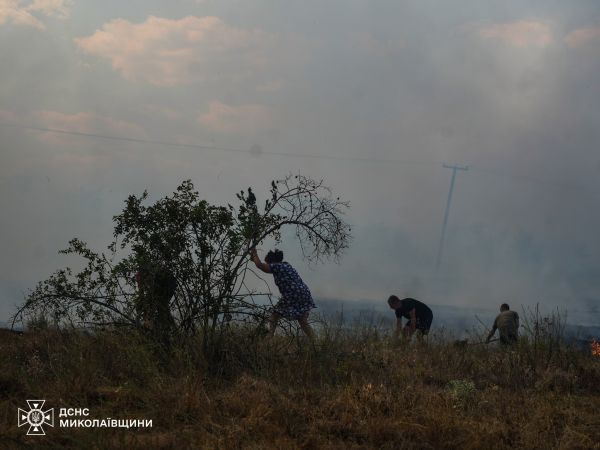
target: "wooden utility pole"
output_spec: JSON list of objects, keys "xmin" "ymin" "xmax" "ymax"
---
[{"xmin": 436, "ymin": 164, "xmax": 468, "ymax": 271}]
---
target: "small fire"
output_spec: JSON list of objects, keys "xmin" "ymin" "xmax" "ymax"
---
[{"xmin": 591, "ymin": 339, "xmax": 600, "ymax": 357}]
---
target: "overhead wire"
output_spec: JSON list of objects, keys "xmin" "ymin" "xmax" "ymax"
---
[
  {"xmin": 1, "ymin": 122, "xmax": 595, "ymax": 193},
  {"xmin": 0, "ymin": 122, "xmax": 444, "ymax": 166}
]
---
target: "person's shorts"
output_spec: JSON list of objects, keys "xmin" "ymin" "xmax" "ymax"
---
[{"xmin": 406, "ymin": 314, "xmax": 433, "ymax": 335}]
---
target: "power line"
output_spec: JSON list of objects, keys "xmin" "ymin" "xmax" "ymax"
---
[
  {"xmin": 469, "ymin": 166, "xmax": 588, "ymax": 192},
  {"xmin": 1, "ymin": 122, "xmax": 596, "ymax": 194},
  {"xmin": 0, "ymin": 122, "xmax": 443, "ymax": 167},
  {"xmin": 0, "ymin": 123, "xmax": 248, "ymax": 154}
]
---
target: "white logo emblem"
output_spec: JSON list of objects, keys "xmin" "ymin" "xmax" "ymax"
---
[{"xmin": 18, "ymin": 400, "xmax": 54, "ymax": 435}]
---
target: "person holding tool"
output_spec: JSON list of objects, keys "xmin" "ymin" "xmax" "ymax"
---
[{"xmin": 487, "ymin": 303, "xmax": 519, "ymax": 346}]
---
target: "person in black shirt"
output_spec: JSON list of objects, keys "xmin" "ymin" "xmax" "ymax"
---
[
  {"xmin": 134, "ymin": 255, "xmax": 177, "ymax": 345},
  {"xmin": 387, "ymin": 295, "xmax": 433, "ymax": 339}
]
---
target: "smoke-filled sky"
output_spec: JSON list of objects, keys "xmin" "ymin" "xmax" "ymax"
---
[{"xmin": 1, "ymin": 0, "xmax": 600, "ymax": 324}]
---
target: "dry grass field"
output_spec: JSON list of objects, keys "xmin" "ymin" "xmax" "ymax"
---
[{"xmin": 1, "ymin": 321, "xmax": 599, "ymax": 449}]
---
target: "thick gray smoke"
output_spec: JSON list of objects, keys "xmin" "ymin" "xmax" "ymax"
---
[{"xmin": 1, "ymin": 1, "xmax": 599, "ymax": 326}]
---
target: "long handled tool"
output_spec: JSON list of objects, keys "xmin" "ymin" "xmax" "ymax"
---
[{"xmin": 453, "ymin": 338, "xmax": 498, "ymax": 347}]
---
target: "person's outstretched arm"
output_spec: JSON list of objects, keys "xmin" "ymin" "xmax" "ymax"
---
[
  {"xmin": 403, "ymin": 308, "xmax": 417, "ymax": 337},
  {"xmin": 487, "ymin": 321, "xmax": 497, "ymax": 342},
  {"xmin": 250, "ymin": 248, "xmax": 271, "ymax": 273},
  {"xmin": 410, "ymin": 308, "xmax": 417, "ymax": 334}
]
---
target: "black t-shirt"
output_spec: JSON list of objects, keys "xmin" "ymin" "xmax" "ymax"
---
[
  {"xmin": 394, "ymin": 298, "xmax": 432, "ymax": 320},
  {"xmin": 153, "ymin": 269, "xmax": 177, "ymax": 300}
]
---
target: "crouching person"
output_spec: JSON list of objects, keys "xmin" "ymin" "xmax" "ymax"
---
[{"xmin": 388, "ymin": 296, "xmax": 433, "ymax": 340}]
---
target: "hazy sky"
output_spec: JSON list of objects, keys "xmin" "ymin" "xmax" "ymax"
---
[{"xmin": 1, "ymin": 0, "xmax": 600, "ymax": 323}]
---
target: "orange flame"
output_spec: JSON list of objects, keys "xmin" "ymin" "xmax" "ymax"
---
[{"xmin": 591, "ymin": 339, "xmax": 600, "ymax": 357}]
